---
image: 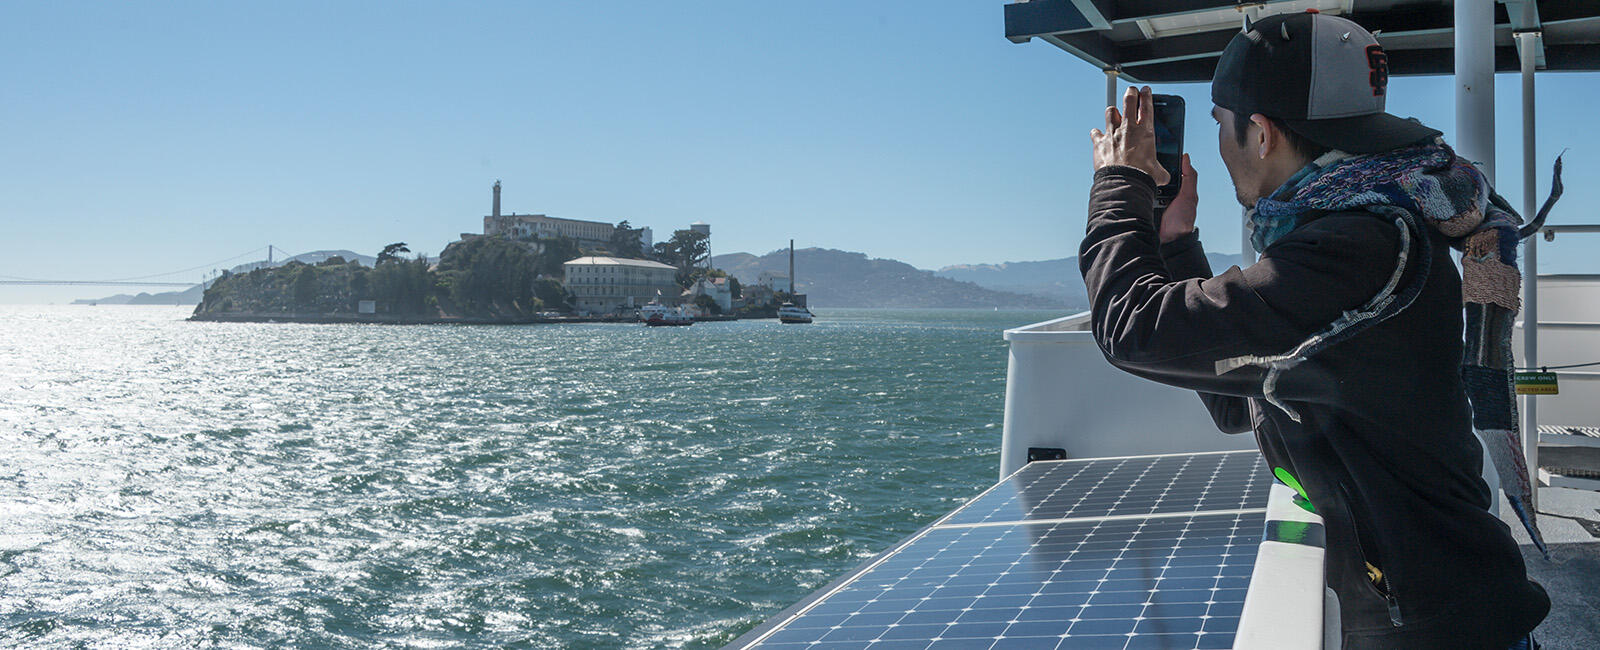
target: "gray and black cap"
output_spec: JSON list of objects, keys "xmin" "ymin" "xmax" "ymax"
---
[{"xmin": 1212, "ymin": 10, "xmax": 1440, "ymax": 154}]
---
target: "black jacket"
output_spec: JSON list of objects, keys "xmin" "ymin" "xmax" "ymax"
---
[{"xmin": 1080, "ymin": 166, "xmax": 1548, "ymax": 649}]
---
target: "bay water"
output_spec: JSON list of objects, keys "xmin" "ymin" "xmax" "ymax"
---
[{"xmin": 0, "ymin": 305, "xmax": 1060, "ymax": 648}]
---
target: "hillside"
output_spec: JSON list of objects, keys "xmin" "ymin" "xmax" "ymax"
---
[
  {"xmin": 711, "ymin": 248, "xmax": 1061, "ymax": 309},
  {"xmin": 937, "ymin": 252, "xmax": 1244, "ymax": 309},
  {"xmin": 72, "ymin": 285, "xmax": 206, "ymax": 305},
  {"xmin": 193, "ymin": 239, "xmax": 565, "ymax": 320}
]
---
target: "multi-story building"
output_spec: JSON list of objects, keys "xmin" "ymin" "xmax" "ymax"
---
[
  {"xmin": 485, "ymin": 214, "xmax": 615, "ymax": 249},
  {"xmin": 564, "ymin": 256, "xmax": 679, "ymax": 315},
  {"xmin": 482, "ymin": 181, "xmax": 616, "ymax": 249}
]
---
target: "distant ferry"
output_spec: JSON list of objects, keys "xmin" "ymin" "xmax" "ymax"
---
[
  {"xmin": 638, "ymin": 299, "xmax": 669, "ymax": 323},
  {"xmin": 643, "ymin": 303, "xmax": 693, "ymax": 327},
  {"xmin": 776, "ymin": 302, "xmax": 812, "ymax": 324},
  {"xmin": 776, "ymin": 239, "xmax": 814, "ymax": 324}
]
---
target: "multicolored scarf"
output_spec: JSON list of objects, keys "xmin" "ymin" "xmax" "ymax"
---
[{"xmin": 1235, "ymin": 141, "xmax": 1563, "ymax": 557}]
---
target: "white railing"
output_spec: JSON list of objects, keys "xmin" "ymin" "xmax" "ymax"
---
[
  {"xmin": 1236, "ymin": 483, "xmax": 1330, "ymax": 650},
  {"xmin": 998, "ymin": 312, "xmax": 1256, "ymax": 480}
]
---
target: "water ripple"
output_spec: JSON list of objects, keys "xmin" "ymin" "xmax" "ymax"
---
[{"xmin": 0, "ymin": 305, "xmax": 1052, "ymax": 648}]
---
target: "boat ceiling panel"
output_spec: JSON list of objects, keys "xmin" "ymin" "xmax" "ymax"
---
[
  {"xmin": 1004, "ymin": 0, "xmax": 1600, "ymax": 83},
  {"xmin": 940, "ymin": 451, "xmax": 1269, "ymax": 527}
]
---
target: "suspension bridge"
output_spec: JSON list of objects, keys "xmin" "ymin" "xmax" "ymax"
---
[{"xmin": 0, "ymin": 245, "xmax": 297, "ymax": 288}]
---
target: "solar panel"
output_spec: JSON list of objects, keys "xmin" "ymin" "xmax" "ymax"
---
[
  {"xmin": 730, "ymin": 451, "xmax": 1273, "ymax": 650},
  {"xmin": 941, "ymin": 451, "xmax": 1268, "ymax": 527}
]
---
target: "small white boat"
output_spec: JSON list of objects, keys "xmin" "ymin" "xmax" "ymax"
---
[
  {"xmin": 777, "ymin": 302, "xmax": 812, "ymax": 324},
  {"xmin": 638, "ymin": 298, "xmax": 669, "ymax": 323},
  {"xmin": 777, "ymin": 239, "xmax": 814, "ymax": 324},
  {"xmin": 645, "ymin": 304, "xmax": 694, "ymax": 327}
]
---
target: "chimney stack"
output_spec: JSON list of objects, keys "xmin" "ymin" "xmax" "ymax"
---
[{"xmin": 492, "ymin": 180, "xmax": 502, "ymax": 218}]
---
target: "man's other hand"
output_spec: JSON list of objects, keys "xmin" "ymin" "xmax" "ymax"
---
[
  {"xmin": 1160, "ymin": 153, "xmax": 1198, "ymax": 243},
  {"xmin": 1090, "ymin": 86, "xmax": 1170, "ymax": 187}
]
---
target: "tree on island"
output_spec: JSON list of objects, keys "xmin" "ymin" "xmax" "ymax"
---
[
  {"xmin": 608, "ymin": 220, "xmax": 645, "ymax": 258},
  {"xmin": 293, "ymin": 265, "xmax": 320, "ymax": 307},
  {"xmin": 435, "ymin": 235, "xmax": 540, "ymax": 316},
  {"xmin": 533, "ymin": 277, "xmax": 572, "ymax": 311},
  {"xmin": 652, "ymin": 229, "xmax": 710, "ymax": 288},
  {"xmin": 377, "ymin": 242, "xmax": 411, "ymax": 265},
  {"xmin": 536, "ymin": 236, "xmax": 582, "ymax": 277}
]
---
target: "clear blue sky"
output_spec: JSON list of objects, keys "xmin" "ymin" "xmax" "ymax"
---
[{"xmin": 3, "ymin": 1, "xmax": 1596, "ymax": 303}]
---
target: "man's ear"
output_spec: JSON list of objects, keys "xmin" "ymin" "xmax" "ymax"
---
[{"xmin": 1248, "ymin": 113, "xmax": 1275, "ymax": 160}]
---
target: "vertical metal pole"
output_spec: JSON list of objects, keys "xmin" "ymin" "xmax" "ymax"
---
[
  {"xmin": 1455, "ymin": 0, "xmax": 1496, "ymax": 183},
  {"xmin": 1517, "ymin": 31, "xmax": 1540, "ymax": 504},
  {"xmin": 1104, "ymin": 68, "xmax": 1117, "ymax": 108},
  {"xmin": 1457, "ymin": 0, "xmax": 1501, "ymax": 508},
  {"xmin": 1239, "ymin": 7, "xmax": 1261, "ymax": 267}
]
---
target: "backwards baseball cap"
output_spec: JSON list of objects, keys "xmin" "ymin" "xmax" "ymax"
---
[{"xmin": 1211, "ymin": 10, "xmax": 1440, "ymax": 154}]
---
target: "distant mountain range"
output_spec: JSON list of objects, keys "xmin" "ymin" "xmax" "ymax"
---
[
  {"xmin": 937, "ymin": 252, "xmax": 1244, "ymax": 310},
  {"xmin": 73, "ymin": 250, "xmax": 377, "ymax": 305},
  {"xmin": 712, "ymin": 248, "xmax": 1063, "ymax": 309}
]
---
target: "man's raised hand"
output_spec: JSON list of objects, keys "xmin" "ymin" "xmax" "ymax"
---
[{"xmin": 1089, "ymin": 86, "xmax": 1171, "ymax": 187}]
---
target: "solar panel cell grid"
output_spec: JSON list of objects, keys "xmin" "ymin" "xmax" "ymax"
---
[
  {"xmin": 941, "ymin": 452, "xmax": 1269, "ymax": 526},
  {"xmin": 734, "ymin": 451, "xmax": 1274, "ymax": 650},
  {"xmin": 752, "ymin": 511, "xmax": 1262, "ymax": 650}
]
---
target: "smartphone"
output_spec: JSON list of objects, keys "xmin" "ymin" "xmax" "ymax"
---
[{"xmin": 1151, "ymin": 94, "xmax": 1185, "ymax": 208}]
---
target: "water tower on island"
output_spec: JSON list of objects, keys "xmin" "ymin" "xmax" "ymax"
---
[{"xmin": 690, "ymin": 222, "xmax": 711, "ymax": 269}]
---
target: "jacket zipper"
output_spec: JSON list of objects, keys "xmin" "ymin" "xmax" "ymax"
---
[
  {"xmin": 1339, "ymin": 481, "xmax": 1403, "ymax": 627},
  {"xmin": 1379, "ymin": 571, "xmax": 1402, "ymax": 626}
]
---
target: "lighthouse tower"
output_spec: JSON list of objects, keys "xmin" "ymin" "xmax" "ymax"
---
[{"xmin": 492, "ymin": 180, "xmax": 502, "ymax": 219}]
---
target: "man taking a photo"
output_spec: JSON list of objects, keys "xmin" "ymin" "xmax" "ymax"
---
[{"xmin": 1080, "ymin": 11, "xmax": 1548, "ymax": 649}]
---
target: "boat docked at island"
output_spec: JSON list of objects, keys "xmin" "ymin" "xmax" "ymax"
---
[
  {"xmin": 644, "ymin": 304, "xmax": 693, "ymax": 327},
  {"xmin": 638, "ymin": 298, "xmax": 669, "ymax": 323},
  {"xmin": 776, "ymin": 302, "xmax": 812, "ymax": 324}
]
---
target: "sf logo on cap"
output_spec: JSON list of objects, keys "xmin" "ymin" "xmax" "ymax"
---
[{"xmin": 1365, "ymin": 44, "xmax": 1389, "ymax": 96}]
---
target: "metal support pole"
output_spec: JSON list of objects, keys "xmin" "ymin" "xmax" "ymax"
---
[
  {"xmin": 1517, "ymin": 31, "xmax": 1540, "ymax": 504},
  {"xmin": 1239, "ymin": 4, "xmax": 1262, "ymax": 267},
  {"xmin": 1457, "ymin": 0, "xmax": 1501, "ymax": 508},
  {"xmin": 1104, "ymin": 68, "xmax": 1117, "ymax": 108},
  {"xmin": 1455, "ymin": 0, "xmax": 1496, "ymax": 183}
]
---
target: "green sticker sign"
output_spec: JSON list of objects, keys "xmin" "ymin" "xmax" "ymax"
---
[{"xmin": 1515, "ymin": 371, "xmax": 1559, "ymax": 395}]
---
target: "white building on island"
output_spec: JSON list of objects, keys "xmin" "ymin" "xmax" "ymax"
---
[
  {"xmin": 758, "ymin": 271, "xmax": 791, "ymax": 294},
  {"xmin": 688, "ymin": 276, "xmax": 733, "ymax": 313},
  {"xmin": 564, "ymin": 256, "xmax": 679, "ymax": 315}
]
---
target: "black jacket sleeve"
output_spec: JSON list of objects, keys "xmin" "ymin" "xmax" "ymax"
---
[
  {"xmin": 1080, "ymin": 166, "xmax": 1402, "ymax": 403},
  {"xmin": 1159, "ymin": 230, "xmax": 1253, "ymax": 434}
]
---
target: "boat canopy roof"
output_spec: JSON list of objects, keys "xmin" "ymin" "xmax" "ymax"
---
[{"xmin": 1003, "ymin": 0, "xmax": 1600, "ymax": 83}]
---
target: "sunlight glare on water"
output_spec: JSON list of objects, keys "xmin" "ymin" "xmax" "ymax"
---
[{"xmin": 0, "ymin": 305, "xmax": 1053, "ymax": 648}]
